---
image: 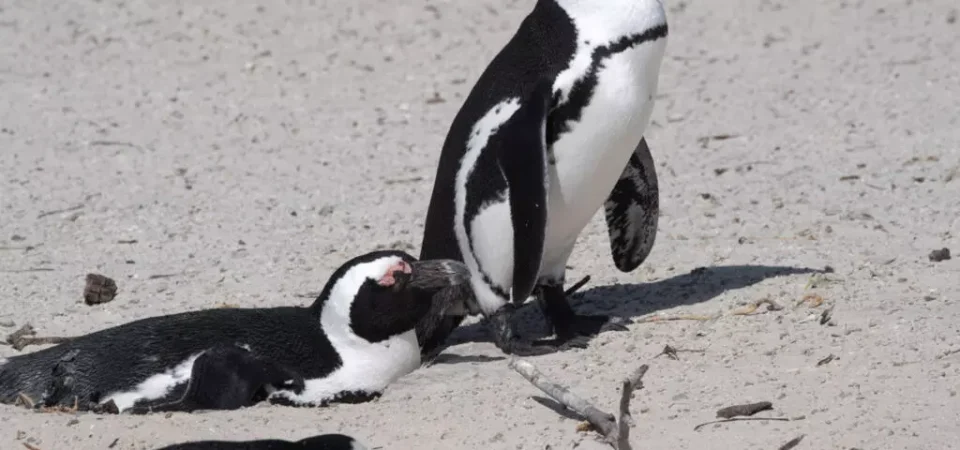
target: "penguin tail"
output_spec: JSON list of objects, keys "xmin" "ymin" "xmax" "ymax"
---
[{"xmin": 0, "ymin": 356, "xmax": 32, "ymax": 406}]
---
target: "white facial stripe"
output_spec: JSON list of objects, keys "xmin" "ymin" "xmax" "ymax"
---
[
  {"xmin": 454, "ymin": 98, "xmax": 523, "ymax": 314},
  {"xmin": 100, "ymin": 352, "xmax": 202, "ymax": 412},
  {"xmin": 320, "ymin": 255, "xmax": 405, "ymax": 341},
  {"xmin": 350, "ymin": 439, "xmax": 370, "ymax": 450}
]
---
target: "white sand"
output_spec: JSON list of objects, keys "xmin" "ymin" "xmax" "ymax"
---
[{"xmin": 1, "ymin": 0, "xmax": 958, "ymax": 448}]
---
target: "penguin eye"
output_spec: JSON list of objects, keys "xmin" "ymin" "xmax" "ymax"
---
[{"xmin": 375, "ymin": 260, "xmax": 412, "ymax": 290}]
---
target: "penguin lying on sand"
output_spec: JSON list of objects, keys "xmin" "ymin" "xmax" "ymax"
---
[
  {"xmin": 0, "ymin": 250, "xmax": 470, "ymax": 413},
  {"xmin": 156, "ymin": 433, "xmax": 367, "ymax": 450},
  {"xmin": 417, "ymin": 0, "xmax": 669, "ymax": 356}
]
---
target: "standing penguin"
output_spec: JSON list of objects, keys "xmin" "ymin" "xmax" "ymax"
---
[
  {"xmin": 0, "ymin": 251, "xmax": 470, "ymax": 413},
  {"xmin": 417, "ymin": 0, "xmax": 669, "ymax": 356}
]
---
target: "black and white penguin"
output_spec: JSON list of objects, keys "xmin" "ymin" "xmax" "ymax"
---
[
  {"xmin": 156, "ymin": 433, "xmax": 367, "ymax": 450},
  {"xmin": 0, "ymin": 251, "xmax": 470, "ymax": 413},
  {"xmin": 417, "ymin": 0, "xmax": 669, "ymax": 356}
]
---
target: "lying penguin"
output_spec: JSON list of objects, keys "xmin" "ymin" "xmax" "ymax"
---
[
  {"xmin": 156, "ymin": 433, "xmax": 367, "ymax": 450},
  {"xmin": 0, "ymin": 250, "xmax": 470, "ymax": 413}
]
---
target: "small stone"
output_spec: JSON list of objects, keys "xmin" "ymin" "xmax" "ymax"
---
[
  {"xmin": 0, "ymin": 319, "xmax": 14, "ymax": 328},
  {"xmin": 929, "ymin": 248, "xmax": 951, "ymax": 262},
  {"xmin": 84, "ymin": 273, "xmax": 118, "ymax": 305},
  {"xmin": 10, "ymin": 234, "xmax": 25, "ymax": 241}
]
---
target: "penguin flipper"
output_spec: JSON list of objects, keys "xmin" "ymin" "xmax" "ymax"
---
[
  {"xmin": 128, "ymin": 343, "xmax": 303, "ymax": 414},
  {"xmin": 494, "ymin": 80, "xmax": 554, "ymax": 303},
  {"xmin": 604, "ymin": 137, "xmax": 660, "ymax": 272},
  {"xmin": 155, "ymin": 434, "xmax": 363, "ymax": 450}
]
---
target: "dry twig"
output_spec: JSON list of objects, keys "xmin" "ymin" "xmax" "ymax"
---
[
  {"xmin": 636, "ymin": 314, "xmax": 717, "ymax": 323},
  {"xmin": 732, "ymin": 298, "xmax": 783, "ymax": 315},
  {"xmin": 693, "ymin": 416, "xmax": 800, "ymax": 431},
  {"xmin": 817, "ymin": 354, "xmax": 837, "ymax": 366},
  {"xmin": 16, "ymin": 393, "xmax": 36, "ymax": 409},
  {"xmin": 796, "ymin": 293, "xmax": 824, "ymax": 308},
  {"xmin": 11, "ymin": 336, "xmax": 74, "ymax": 351},
  {"xmin": 5, "ymin": 323, "xmax": 75, "ymax": 351},
  {"xmin": 656, "ymin": 344, "xmax": 679, "ymax": 360},
  {"xmin": 37, "ymin": 204, "xmax": 84, "ymax": 219},
  {"xmin": 778, "ymin": 435, "xmax": 805, "ymax": 450},
  {"xmin": 716, "ymin": 401, "xmax": 773, "ymax": 418},
  {"xmin": 564, "ymin": 275, "xmax": 592, "ymax": 297},
  {"xmin": 508, "ymin": 358, "xmax": 648, "ymax": 449},
  {"xmin": 38, "ymin": 396, "xmax": 79, "ymax": 414},
  {"xmin": 0, "ymin": 268, "xmax": 54, "ymax": 273}
]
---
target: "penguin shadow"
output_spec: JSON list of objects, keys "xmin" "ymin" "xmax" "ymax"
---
[
  {"xmin": 428, "ymin": 353, "xmax": 507, "ymax": 365},
  {"xmin": 439, "ymin": 264, "xmax": 826, "ymax": 357}
]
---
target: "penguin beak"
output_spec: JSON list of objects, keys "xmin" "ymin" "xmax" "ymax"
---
[{"xmin": 408, "ymin": 259, "xmax": 471, "ymax": 291}]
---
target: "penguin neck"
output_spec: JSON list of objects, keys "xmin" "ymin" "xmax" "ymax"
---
[
  {"xmin": 276, "ymin": 294, "xmax": 421, "ymax": 405},
  {"xmin": 308, "ymin": 296, "xmax": 327, "ymax": 317},
  {"xmin": 309, "ymin": 295, "xmax": 351, "ymax": 340},
  {"xmin": 552, "ymin": 0, "xmax": 667, "ymax": 41}
]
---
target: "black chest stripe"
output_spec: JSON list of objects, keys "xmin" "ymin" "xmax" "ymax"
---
[{"xmin": 546, "ymin": 23, "xmax": 669, "ymax": 147}]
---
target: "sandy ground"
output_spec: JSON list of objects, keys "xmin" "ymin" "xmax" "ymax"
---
[{"xmin": 1, "ymin": 0, "xmax": 958, "ymax": 448}]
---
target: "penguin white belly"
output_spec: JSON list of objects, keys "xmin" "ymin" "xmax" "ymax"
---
[
  {"xmin": 270, "ymin": 330, "xmax": 421, "ymax": 405},
  {"xmin": 542, "ymin": 40, "xmax": 666, "ymax": 274}
]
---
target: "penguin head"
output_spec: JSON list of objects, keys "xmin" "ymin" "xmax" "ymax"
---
[
  {"xmin": 296, "ymin": 434, "xmax": 369, "ymax": 450},
  {"xmin": 313, "ymin": 250, "xmax": 470, "ymax": 344}
]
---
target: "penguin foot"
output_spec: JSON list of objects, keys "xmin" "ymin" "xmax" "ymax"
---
[
  {"xmin": 38, "ymin": 396, "xmax": 79, "ymax": 414},
  {"xmin": 92, "ymin": 399, "xmax": 120, "ymax": 415},
  {"xmin": 496, "ymin": 338, "xmax": 559, "ymax": 356},
  {"xmin": 486, "ymin": 304, "xmax": 557, "ymax": 356}
]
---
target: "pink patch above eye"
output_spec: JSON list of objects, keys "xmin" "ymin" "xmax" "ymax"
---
[{"xmin": 378, "ymin": 260, "xmax": 412, "ymax": 286}]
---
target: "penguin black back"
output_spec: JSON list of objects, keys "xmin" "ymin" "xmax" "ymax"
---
[
  {"xmin": 0, "ymin": 306, "xmax": 334, "ymax": 410},
  {"xmin": 155, "ymin": 433, "xmax": 367, "ymax": 450}
]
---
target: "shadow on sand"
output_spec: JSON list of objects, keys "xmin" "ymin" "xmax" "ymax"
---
[{"xmin": 433, "ymin": 264, "xmax": 826, "ymax": 361}]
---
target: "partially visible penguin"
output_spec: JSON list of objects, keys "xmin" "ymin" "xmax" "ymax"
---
[
  {"xmin": 156, "ymin": 433, "xmax": 368, "ymax": 450},
  {"xmin": 0, "ymin": 250, "xmax": 470, "ymax": 413},
  {"xmin": 417, "ymin": 0, "xmax": 669, "ymax": 356}
]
